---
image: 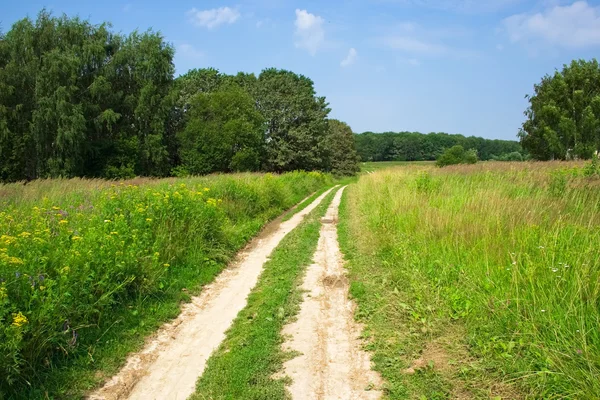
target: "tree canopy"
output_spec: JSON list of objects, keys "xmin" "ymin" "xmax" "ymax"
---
[
  {"xmin": 0, "ymin": 11, "xmax": 360, "ymax": 182},
  {"xmin": 519, "ymin": 59, "xmax": 600, "ymax": 160}
]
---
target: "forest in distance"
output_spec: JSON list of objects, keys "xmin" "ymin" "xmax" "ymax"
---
[{"xmin": 354, "ymin": 131, "xmax": 523, "ymax": 162}]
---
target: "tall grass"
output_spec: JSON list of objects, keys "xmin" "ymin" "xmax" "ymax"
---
[
  {"xmin": 343, "ymin": 162, "xmax": 600, "ymax": 398},
  {"xmin": 0, "ymin": 171, "xmax": 331, "ymax": 398}
]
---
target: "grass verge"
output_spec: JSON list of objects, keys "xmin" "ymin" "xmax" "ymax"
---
[{"xmin": 191, "ymin": 188, "xmax": 338, "ymax": 399}]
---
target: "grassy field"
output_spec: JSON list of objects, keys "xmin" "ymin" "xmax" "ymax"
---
[
  {"xmin": 0, "ymin": 171, "xmax": 332, "ymax": 398},
  {"xmin": 360, "ymin": 161, "xmax": 434, "ymax": 173},
  {"xmin": 339, "ymin": 161, "xmax": 600, "ymax": 399}
]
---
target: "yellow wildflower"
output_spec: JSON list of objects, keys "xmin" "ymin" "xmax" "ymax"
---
[
  {"xmin": 204, "ymin": 187, "xmax": 210, "ymax": 192},
  {"xmin": 12, "ymin": 312, "xmax": 28, "ymax": 327},
  {"xmin": 59, "ymin": 220, "xmax": 68, "ymax": 225},
  {"xmin": 39, "ymin": 286, "xmax": 46, "ymax": 291},
  {"xmin": 0, "ymin": 285, "xmax": 7, "ymax": 300},
  {"xmin": 154, "ymin": 252, "xmax": 160, "ymax": 257},
  {"xmin": 110, "ymin": 231, "xmax": 118, "ymax": 235},
  {"xmin": 163, "ymin": 263, "xmax": 170, "ymax": 267},
  {"xmin": 61, "ymin": 266, "xmax": 70, "ymax": 275},
  {"xmin": 146, "ymin": 218, "xmax": 153, "ymax": 222},
  {"xmin": 8, "ymin": 257, "xmax": 24, "ymax": 265},
  {"xmin": 0, "ymin": 235, "xmax": 16, "ymax": 246},
  {"xmin": 18, "ymin": 232, "xmax": 31, "ymax": 238},
  {"xmin": 72, "ymin": 236, "xmax": 82, "ymax": 241}
]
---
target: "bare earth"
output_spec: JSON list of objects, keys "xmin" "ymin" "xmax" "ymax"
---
[
  {"xmin": 88, "ymin": 187, "xmax": 335, "ymax": 400},
  {"xmin": 281, "ymin": 186, "xmax": 382, "ymax": 400}
]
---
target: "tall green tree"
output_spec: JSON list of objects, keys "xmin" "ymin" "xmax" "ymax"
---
[
  {"xmin": 255, "ymin": 69, "xmax": 331, "ymax": 172},
  {"xmin": 325, "ymin": 119, "xmax": 360, "ymax": 175},
  {"xmin": 177, "ymin": 85, "xmax": 264, "ymax": 174},
  {"xmin": 0, "ymin": 11, "xmax": 175, "ymax": 182},
  {"xmin": 519, "ymin": 59, "xmax": 600, "ymax": 160}
]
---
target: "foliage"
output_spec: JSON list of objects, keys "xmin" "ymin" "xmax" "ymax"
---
[
  {"xmin": 254, "ymin": 68, "xmax": 331, "ymax": 172},
  {"xmin": 491, "ymin": 151, "xmax": 525, "ymax": 161},
  {"xmin": 177, "ymin": 85, "xmax": 264, "ymax": 175},
  {"xmin": 519, "ymin": 59, "xmax": 600, "ymax": 160},
  {"xmin": 435, "ymin": 145, "xmax": 478, "ymax": 167},
  {"xmin": 0, "ymin": 10, "xmax": 175, "ymax": 182},
  {"xmin": 324, "ymin": 120, "xmax": 360, "ymax": 176},
  {"xmin": 340, "ymin": 163, "xmax": 600, "ymax": 398},
  {"xmin": 0, "ymin": 11, "xmax": 354, "ymax": 182},
  {"xmin": 354, "ymin": 131, "xmax": 521, "ymax": 162},
  {"xmin": 0, "ymin": 171, "xmax": 331, "ymax": 397}
]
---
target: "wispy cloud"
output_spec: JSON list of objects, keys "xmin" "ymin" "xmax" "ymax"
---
[
  {"xmin": 377, "ymin": 0, "xmax": 521, "ymax": 13},
  {"xmin": 177, "ymin": 43, "xmax": 204, "ymax": 59},
  {"xmin": 187, "ymin": 6, "xmax": 241, "ymax": 29},
  {"xmin": 380, "ymin": 20, "xmax": 476, "ymax": 59},
  {"xmin": 503, "ymin": 1, "xmax": 600, "ymax": 48},
  {"xmin": 294, "ymin": 9, "xmax": 325, "ymax": 56},
  {"xmin": 341, "ymin": 48, "xmax": 358, "ymax": 67}
]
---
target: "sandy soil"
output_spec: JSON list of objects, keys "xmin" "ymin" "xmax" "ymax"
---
[
  {"xmin": 88, "ymin": 187, "xmax": 336, "ymax": 400},
  {"xmin": 281, "ymin": 186, "xmax": 382, "ymax": 400}
]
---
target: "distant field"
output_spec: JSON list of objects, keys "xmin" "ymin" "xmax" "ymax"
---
[
  {"xmin": 360, "ymin": 160, "xmax": 434, "ymax": 172},
  {"xmin": 339, "ymin": 161, "xmax": 600, "ymax": 398}
]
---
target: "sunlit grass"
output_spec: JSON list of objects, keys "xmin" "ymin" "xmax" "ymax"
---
[
  {"xmin": 0, "ymin": 171, "xmax": 332, "ymax": 398},
  {"xmin": 340, "ymin": 161, "xmax": 600, "ymax": 398}
]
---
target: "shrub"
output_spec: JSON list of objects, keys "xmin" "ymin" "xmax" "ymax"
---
[{"xmin": 435, "ymin": 145, "xmax": 478, "ymax": 167}]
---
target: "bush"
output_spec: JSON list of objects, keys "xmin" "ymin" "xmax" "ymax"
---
[
  {"xmin": 0, "ymin": 171, "xmax": 331, "ymax": 396},
  {"xmin": 435, "ymin": 145, "xmax": 478, "ymax": 167}
]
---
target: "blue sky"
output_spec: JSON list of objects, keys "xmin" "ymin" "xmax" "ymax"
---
[{"xmin": 2, "ymin": 0, "xmax": 600, "ymax": 140}]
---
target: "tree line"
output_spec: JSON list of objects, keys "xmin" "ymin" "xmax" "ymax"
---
[
  {"xmin": 354, "ymin": 131, "xmax": 523, "ymax": 162},
  {"xmin": 0, "ymin": 11, "xmax": 359, "ymax": 183}
]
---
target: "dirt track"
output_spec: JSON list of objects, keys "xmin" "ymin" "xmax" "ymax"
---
[
  {"xmin": 281, "ymin": 186, "xmax": 382, "ymax": 399},
  {"xmin": 88, "ymin": 188, "xmax": 335, "ymax": 400}
]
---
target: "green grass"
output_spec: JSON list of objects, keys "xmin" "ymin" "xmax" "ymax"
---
[
  {"xmin": 0, "ymin": 171, "xmax": 332, "ymax": 399},
  {"xmin": 191, "ymin": 187, "xmax": 339, "ymax": 400},
  {"xmin": 360, "ymin": 161, "xmax": 433, "ymax": 173},
  {"xmin": 339, "ymin": 162, "xmax": 600, "ymax": 399}
]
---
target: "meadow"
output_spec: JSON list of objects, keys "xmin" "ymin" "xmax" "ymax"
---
[
  {"xmin": 339, "ymin": 161, "xmax": 600, "ymax": 399},
  {"xmin": 0, "ymin": 171, "xmax": 331, "ymax": 398}
]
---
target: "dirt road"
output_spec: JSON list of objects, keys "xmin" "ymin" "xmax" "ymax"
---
[
  {"xmin": 89, "ymin": 187, "xmax": 336, "ymax": 400},
  {"xmin": 281, "ymin": 186, "xmax": 382, "ymax": 400}
]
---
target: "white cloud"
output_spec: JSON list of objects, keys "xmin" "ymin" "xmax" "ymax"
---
[
  {"xmin": 187, "ymin": 7, "xmax": 241, "ymax": 29},
  {"xmin": 503, "ymin": 1, "xmax": 600, "ymax": 48},
  {"xmin": 294, "ymin": 9, "xmax": 325, "ymax": 55},
  {"xmin": 341, "ymin": 48, "xmax": 358, "ymax": 67},
  {"xmin": 178, "ymin": 43, "xmax": 204, "ymax": 59}
]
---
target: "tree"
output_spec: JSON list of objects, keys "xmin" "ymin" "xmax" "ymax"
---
[
  {"xmin": 255, "ymin": 69, "xmax": 331, "ymax": 172},
  {"xmin": 0, "ymin": 11, "xmax": 175, "ymax": 182},
  {"xmin": 519, "ymin": 59, "xmax": 600, "ymax": 160},
  {"xmin": 177, "ymin": 85, "xmax": 264, "ymax": 175},
  {"xmin": 325, "ymin": 120, "xmax": 360, "ymax": 175},
  {"xmin": 436, "ymin": 145, "xmax": 478, "ymax": 167}
]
